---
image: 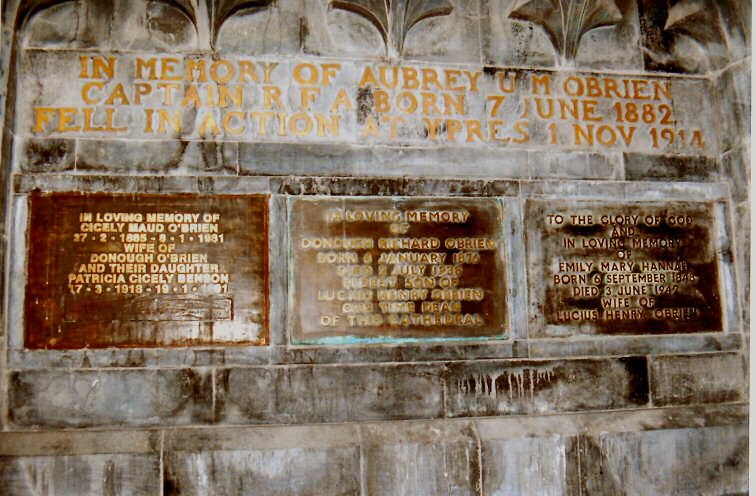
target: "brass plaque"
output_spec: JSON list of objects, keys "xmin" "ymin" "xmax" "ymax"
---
[
  {"xmin": 526, "ymin": 200, "xmax": 722, "ymax": 337},
  {"xmin": 25, "ymin": 192, "xmax": 269, "ymax": 348},
  {"xmin": 290, "ymin": 197, "xmax": 507, "ymax": 343}
]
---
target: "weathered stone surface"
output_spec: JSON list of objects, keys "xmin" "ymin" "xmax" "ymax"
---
[
  {"xmin": 15, "ymin": 137, "xmax": 74, "ymax": 172},
  {"xmin": 529, "ymin": 151, "xmax": 621, "ymax": 180},
  {"xmin": 362, "ymin": 420, "xmax": 480, "ymax": 495},
  {"xmin": 482, "ymin": 435, "xmax": 579, "ymax": 496},
  {"xmin": 735, "ymin": 202, "xmax": 749, "ymax": 329},
  {"xmin": 9, "ymin": 368, "xmax": 214, "ymax": 427},
  {"xmin": 303, "ymin": 0, "xmax": 478, "ymax": 63},
  {"xmin": 481, "ymin": 0, "xmax": 642, "ymax": 70},
  {"xmin": 275, "ymin": 176, "xmax": 520, "ymax": 197},
  {"xmin": 163, "ymin": 447, "xmax": 361, "ymax": 496},
  {"xmin": 13, "ymin": 174, "xmax": 270, "ymax": 194},
  {"xmin": 444, "ymin": 357, "xmax": 649, "ymax": 417},
  {"xmin": 637, "ymin": 0, "xmax": 730, "ymax": 73},
  {"xmin": 217, "ymin": 364, "xmax": 444, "ymax": 424},
  {"xmin": 0, "ymin": 454, "xmax": 161, "ymax": 496},
  {"xmin": 528, "ymin": 332, "xmax": 743, "ymax": 359},
  {"xmin": 23, "ymin": 0, "xmax": 198, "ymax": 51},
  {"xmin": 624, "ymin": 153, "xmax": 719, "ymax": 181},
  {"xmin": 240, "ymin": 142, "xmax": 531, "ymax": 178},
  {"xmin": 722, "ymin": 145, "xmax": 750, "ymax": 203},
  {"xmin": 8, "ymin": 347, "xmax": 267, "ymax": 370},
  {"xmin": 178, "ymin": 141, "xmax": 239, "ymax": 174},
  {"xmin": 650, "ymin": 353, "xmax": 745, "ymax": 407},
  {"xmin": 578, "ymin": 425, "xmax": 748, "ymax": 495},
  {"xmin": 217, "ymin": 3, "xmax": 300, "ymax": 55},
  {"xmin": 162, "ymin": 423, "xmax": 361, "ymax": 452},
  {"xmin": 266, "ymin": 195, "xmax": 288, "ymax": 346},
  {"xmin": 474, "ymin": 403, "xmax": 747, "ymax": 441},
  {"xmin": 717, "ymin": 1, "xmax": 751, "ymax": 60},
  {"xmin": 715, "ymin": 62, "xmax": 751, "ymax": 153},
  {"xmin": 76, "ymin": 139, "xmax": 237, "ymax": 174},
  {"xmin": 0, "ymin": 430, "xmax": 160, "ymax": 456},
  {"xmin": 520, "ymin": 180, "xmax": 729, "ymax": 202},
  {"xmin": 272, "ymin": 340, "xmax": 528, "ymax": 365}
]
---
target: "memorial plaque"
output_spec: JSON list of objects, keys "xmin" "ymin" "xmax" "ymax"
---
[
  {"xmin": 289, "ymin": 197, "xmax": 507, "ymax": 343},
  {"xmin": 526, "ymin": 200, "xmax": 723, "ymax": 337},
  {"xmin": 25, "ymin": 192, "xmax": 269, "ymax": 348}
]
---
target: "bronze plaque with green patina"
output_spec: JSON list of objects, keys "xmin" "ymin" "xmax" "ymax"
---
[
  {"xmin": 289, "ymin": 197, "xmax": 508, "ymax": 343},
  {"xmin": 25, "ymin": 192, "xmax": 269, "ymax": 349},
  {"xmin": 526, "ymin": 200, "xmax": 723, "ymax": 337}
]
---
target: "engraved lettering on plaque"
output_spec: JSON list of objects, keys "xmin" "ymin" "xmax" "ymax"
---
[
  {"xmin": 25, "ymin": 193, "xmax": 268, "ymax": 348},
  {"xmin": 290, "ymin": 197, "xmax": 507, "ymax": 343},
  {"xmin": 526, "ymin": 200, "xmax": 722, "ymax": 337}
]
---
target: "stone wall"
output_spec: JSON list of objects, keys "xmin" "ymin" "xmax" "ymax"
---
[{"xmin": 0, "ymin": 0, "xmax": 750, "ymax": 494}]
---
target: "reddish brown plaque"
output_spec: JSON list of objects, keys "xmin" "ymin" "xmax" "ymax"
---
[
  {"xmin": 289, "ymin": 197, "xmax": 508, "ymax": 343},
  {"xmin": 25, "ymin": 192, "xmax": 269, "ymax": 349},
  {"xmin": 526, "ymin": 200, "xmax": 723, "ymax": 337}
]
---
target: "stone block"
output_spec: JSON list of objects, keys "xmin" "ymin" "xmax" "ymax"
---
[
  {"xmin": 529, "ymin": 152, "xmax": 621, "ymax": 180},
  {"xmin": 178, "ymin": 140, "xmax": 238, "ymax": 174},
  {"xmin": 361, "ymin": 420, "xmax": 480, "ymax": 496},
  {"xmin": 736, "ymin": 202, "xmax": 749, "ymax": 329},
  {"xmin": 0, "ymin": 429, "xmax": 160, "ymax": 456},
  {"xmin": 474, "ymin": 403, "xmax": 747, "ymax": 444},
  {"xmin": 9, "ymin": 368, "xmax": 214, "ymax": 428},
  {"xmin": 650, "ymin": 353, "xmax": 745, "ymax": 407},
  {"xmin": 624, "ymin": 153, "xmax": 719, "ymax": 181},
  {"xmin": 163, "ymin": 447, "xmax": 360, "ymax": 496},
  {"xmin": 638, "ymin": 0, "xmax": 731, "ymax": 73},
  {"xmin": 444, "ymin": 357, "xmax": 649, "ymax": 417},
  {"xmin": 76, "ymin": 139, "xmax": 236, "ymax": 174},
  {"xmin": 217, "ymin": 364, "xmax": 444, "ymax": 424},
  {"xmin": 13, "ymin": 174, "xmax": 192, "ymax": 194},
  {"xmin": 528, "ymin": 333, "xmax": 743, "ymax": 359},
  {"xmin": 578, "ymin": 425, "xmax": 748, "ymax": 495},
  {"xmin": 482, "ymin": 436, "xmax": 579, "ymax": 496},
  {"xmin": 15, "ymin": 137, "xmax": 75, "ymax": 172},
  {"xmin": 162, "ymin": 424, "xmax": 362, "ymax": 495},
  {"xmin": 0, "ymin": 454, "xmax": 161, "ymax": 496},
  {"xmin": 276, "ymin": 176, "xmax": 519, "ymax": 197},
  {"xmin": 272, "ymin": 340, "xmax": 527, "ymax": 365},
  {"xmin": 526, "ymin": 199, "xmax": 723, "ymax": 337},
  {"xmin": 302, "ymin": 0, "xmax": 481, "ymax": 64},
  {"xmin": 239, "ymin": 142, "xmax": 531, "ymax": 178},
  {"xmin": 480, "ymin": 0, "xmax": 642, "ymax": 70},
  {"xmin": 722, "ymin": 146, "xmax": 750, "ymax": 203}
]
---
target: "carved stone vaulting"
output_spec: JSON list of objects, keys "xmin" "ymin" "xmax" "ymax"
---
[{"xmin": 0, "ymin": 0, "xmax": 750, "ymax": 494}]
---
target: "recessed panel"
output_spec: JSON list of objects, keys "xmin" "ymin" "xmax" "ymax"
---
[
  {"xmin": 526, "ymin": 200, "xmax": 722, "ymax": 337},
  {"xmin": 290, "ymin": 197, "xmax": 508, "ymax": 343},
  {"xmin": 25, "ymin": 192, "xmax": 269, "ymax": 348}
]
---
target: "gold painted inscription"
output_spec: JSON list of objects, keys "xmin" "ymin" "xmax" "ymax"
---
[
  {"xmin": 23, "ymin": 53, "xmax": 712, "ymax": 154},
  {"xmin": 290, "ymin": 197, "xmax": 507, "ymax": 342}
]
